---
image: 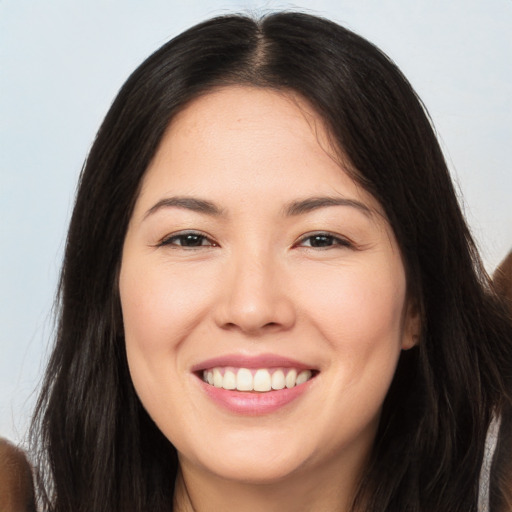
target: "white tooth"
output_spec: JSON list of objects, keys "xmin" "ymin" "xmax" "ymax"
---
[
  {"xmin": 213, "ymin": 368, "xmax": 223, "ymax": 387},
  {"xmin": 285, "ymin": 369, "xmax": 297, "ymax": 389},
  {"xmin": 236, "ymin": 368, "xmax": 253, "ymax": 391},
  {"xmin": 296, "ymin": 370, "xmax": 312, "ymax": 385},
  {"xmin": 207, "ymin": 371, "xmax": 214, "ymax": 385},
  {"xmin": 253, "ymin": 369, "xmax": 272, "ymax": 392},
  {"xmin": 203, "ymin": 370, "xmax": 208, "ymax": 383},
  {"xmin": 223, "ymin": 370, "xmax": 236, "ymax": 390},
  {"xmin": 271, "ymin": 369, "xmax": 286, "ymax": 390}
]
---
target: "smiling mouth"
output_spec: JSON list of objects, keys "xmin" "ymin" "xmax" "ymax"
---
[{"xmin": 200, "ymin": 367, "xmax": 317, "ymax": 392}]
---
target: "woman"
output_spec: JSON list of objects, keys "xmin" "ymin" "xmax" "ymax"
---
[{"xmin": 30, "ymin": 12, "xmax": 512, "ymax": 512}]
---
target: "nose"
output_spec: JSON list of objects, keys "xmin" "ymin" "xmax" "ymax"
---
[{"xmin": 213, "ymin": 250, "xmax": 296, "ymax": 335}]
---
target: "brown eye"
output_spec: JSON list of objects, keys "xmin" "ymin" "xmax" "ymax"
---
[
  {"xmin": 160, "ymin": 231, "xmax": 215, "ymax": 248},
  {"xmin": 307, "ymin": 235, "xmax": 336, "ymax": 247},
  {"xmin": 299, "ymin": 233, "xmax": 352, "ymax": 249}
]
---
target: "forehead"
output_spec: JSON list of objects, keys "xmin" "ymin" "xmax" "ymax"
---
[
  {"xmin": 136, "ymin": 85, "xmax": 382, "ymax": 217},
  {"xmin": 170, "ymin": 86, "xmax": 327, "ymax": 136}
]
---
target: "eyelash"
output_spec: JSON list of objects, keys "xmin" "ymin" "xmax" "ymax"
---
[{"xmin": 157, "ymin": 231, "xmax": 352, "ymax": 250}]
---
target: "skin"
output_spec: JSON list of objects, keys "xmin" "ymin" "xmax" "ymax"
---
[
  {"xmin": 0, "ymin": 438, "xmax": 35, "ymax": 512},
  {"xmin": 494, "ymin": 250, "xmax": 512, "ymax": 303},
  {"xmin": 119, "ymin": 86, "xmax": 419, "ymax": 511}
]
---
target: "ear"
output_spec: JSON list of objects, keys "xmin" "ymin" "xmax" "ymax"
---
[{"xmin": 401, "ymin": 299, "xmax": 421, "ymax": 350}]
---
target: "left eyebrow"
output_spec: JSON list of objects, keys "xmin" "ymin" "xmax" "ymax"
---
[
  {"xmin": 283, "ymin": 196, "xmax": 373, "ymax": 217},
  {"xmin": 143, "ymin": 196, "xmax": 224, "ymax": 220}
]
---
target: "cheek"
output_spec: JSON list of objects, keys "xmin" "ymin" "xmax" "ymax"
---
[
  {"xmin": 118, "ymin": 260, "xmax": 208, "ymax": 407},
  {"xmin": 298, "ymin": 258, "xmax": 407, "ymax": 379},
  {"xmin": 307, "ymin": 259, "xmax": 405, "ymax": 330},
  {"xmin": 119, "ymin": 259, "xmax": 212, "ymax": 430},
  {"xmin": 119, "ymin": 259, "xmax": 217, "ymax": 356}
]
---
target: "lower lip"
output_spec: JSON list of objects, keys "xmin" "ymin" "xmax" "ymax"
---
[{"xmin": 198, "ymin": 378, "xmax": 314, "ymax": 415}]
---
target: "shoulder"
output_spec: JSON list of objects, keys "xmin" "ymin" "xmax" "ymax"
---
[{"xmin": 0, "ymin": 438, "xmax": 36, "ymax": 512}]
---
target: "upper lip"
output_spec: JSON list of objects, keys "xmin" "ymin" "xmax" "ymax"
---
[{"xmin": 191, "ymin": 353, "xmax": 316, "ymax": 372}]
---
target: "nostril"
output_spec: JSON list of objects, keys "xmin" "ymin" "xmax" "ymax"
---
[
  {"xmin": 221, "ymin": 322, "xmax": 238, "ymax": 331},
  {"xmin": 220, "ymin": 320, "xmax": 282, "ymax": 333}
]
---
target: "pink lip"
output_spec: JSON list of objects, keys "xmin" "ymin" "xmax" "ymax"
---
[
  {"xmin": 198, "ymin": 378, "xmax": 314, "ymax": 416},
  {"xmin": 191, "ymin": 353, "xmax": 317, "ymax": 416},
  {"xmin": 191, "ymin": 353, "xmax": 313, "ymax": 372}
]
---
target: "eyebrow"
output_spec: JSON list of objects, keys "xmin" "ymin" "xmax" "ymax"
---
[
  {"xmin": 143, "ymin": 194, "xmax": 372, "ymax": 220},
  {"xmin": 284, "ymin": 196, "xmax": 373, "ymax": 217},
  {"xmin": 144, "ymin": 196, "xmax": 224, "ymax": 219}
]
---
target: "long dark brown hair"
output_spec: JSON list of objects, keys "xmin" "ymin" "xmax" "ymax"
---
[{"xmin": 30, "ymin": 12, "xmax": 512, "ymax": 512}]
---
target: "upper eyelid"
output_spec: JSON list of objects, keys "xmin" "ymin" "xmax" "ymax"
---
[{"xmin": 296, "ymin": 231, "xmax": 352, "ymax": 244}]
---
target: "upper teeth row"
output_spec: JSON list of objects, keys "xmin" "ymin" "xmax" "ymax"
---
[{"xmin": 202, "ymin": 367, "xmax": 313, "ymax": 392}]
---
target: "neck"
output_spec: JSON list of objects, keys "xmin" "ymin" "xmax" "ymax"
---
[{"xmin": 172, "ymin": 452, "xmax": 368, "ymax": 512}]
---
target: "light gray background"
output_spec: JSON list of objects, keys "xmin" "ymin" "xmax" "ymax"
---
[{"xmin": 1, "ymin": 0, "xmax": 511, "ymax": 444}]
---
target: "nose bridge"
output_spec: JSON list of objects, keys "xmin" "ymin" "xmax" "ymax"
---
[{"xmin": 215, "ymin": 243, "xmax": 295, "ymax": 334}]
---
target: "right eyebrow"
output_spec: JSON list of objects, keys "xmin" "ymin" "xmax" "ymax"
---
[
  {"xmin": 143, "ymin": 196, "xmax": 224, "ymax": 220},
  {"xmin": 283, "ymin": 196, "xmax": 373, "ymax": 217}
]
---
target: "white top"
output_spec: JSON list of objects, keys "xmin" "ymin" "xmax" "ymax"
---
[{"xmin": 478, "ymin": 414, "xmax": 501, "ymax": 512}]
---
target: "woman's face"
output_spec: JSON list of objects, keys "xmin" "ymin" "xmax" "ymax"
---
[{"xmin": 120, "ymin": 86, "xmax": 418, "ymax": 486}]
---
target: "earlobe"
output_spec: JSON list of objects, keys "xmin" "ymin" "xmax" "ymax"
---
[
  {"xmin": 401, "ymin": 301, "xmax": 421, "ymax": 350},
  {"xmin": 402, "ymin": 333, "xmax": 419, "ymax": 350}
]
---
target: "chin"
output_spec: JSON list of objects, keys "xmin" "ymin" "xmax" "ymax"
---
[
  {"xmin": 177, "ymin": 432, "xmax": 313, "ymax": 485},
  {"xmin": 198, "ymin": 453, "xmax": 309, "ymax": 484}
]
